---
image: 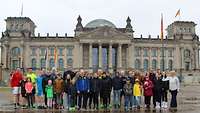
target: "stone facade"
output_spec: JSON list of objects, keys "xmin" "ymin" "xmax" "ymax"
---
[{"xmin": 1, "ymin": 16, "xmax": 200, "ymax": 83}]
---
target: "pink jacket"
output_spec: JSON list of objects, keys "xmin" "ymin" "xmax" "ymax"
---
[
  {"xmin": 143, "ymin": 80, "xmax": 153, "ymax": 96},
  {"xmin": 25, "ymin": 82, "xmax": 33, "ymax": 93}
]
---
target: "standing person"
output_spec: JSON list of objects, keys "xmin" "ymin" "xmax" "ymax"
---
[
  {"xmin": 36, "ymin": 70, "xmax": 44, "ymax": 109},
  {"xmin": 25, "ymin": 77, "xmax": 34, "ymax": 108},
  {"xmin": 63, "ymin": 74, "xmax": 71, "ymax": 110},
  {"xmin": 120, "ymin": 71, "xmax": 127, "ymax": 106},
  {"xmin": 69, "ymin": 76, "xmax": 77, "ymax": 111},
  {"xmin": 143, "ymin": 75, "xmax": 153, "ymax": 109},
  {"xmin": 100, "ymin": 72, "xmax": 112, "ymax": 110},
  {"xmin": 154, "ymin": 71, "xmax": 163, "ymax": 109},
  {"xmin": 76, "ymin": 70, "xmax": 90, "ymax": 110},
  {"xmin": 19, "ymin": 76, "xmax": 27, "ymax": 109},
  {"xmin": 162, "ymin": 72, "xmax": 169, "ymax": 109},
  {"xmin": 10, "ymin": 68, "xmax": 23, "ymax": 109},
  {"xmin": 112, "ymin": 72, "xmax": 123, "ymax": 109},
  {"xmin": 123, "ymin": 78, "xmax": 133, "ymax": 111},
  {"xmin": 90, "ymin": 72, "xmax": 100, "ymax": 110},
  {"xmin": 169, "ymin": 71, "xmax": 180, "ymax": 110},
  {"xmin": 26, "ymin": 68, "xmax": 37, "ymax": 107},
  {"xmin": 133, "ymin": 79, "xmax": 142, "ymax": 109},
  {"xmin": 53, "ymin": 72, "xmax": 64, "ymax": 109},
  {"xmin": 87, "ymin": 72, "xmax": 93, "ymax": 109},
  {"xmin": 42, "ymin": 70, "xmax": 54, "ymax": 107},
  {"xmin": 45, "ymin": 80, "xmax": 54, "ymax": 109},
  {"xmin": 149, "ymin": 70, "xmax": 156, "ymax": 108}
]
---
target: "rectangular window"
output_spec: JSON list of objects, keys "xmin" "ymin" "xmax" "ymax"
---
[
  {"xmin": 31, "ymin": 48, "xmax": 37, "ymax": 56},
  {"xmin": 143, "ymin": 48, "xmax": 149, "ymax": 57},
  {"xmin": 58, "ymin": 48, "xmax": 64, "ymax": 56},
  {"xmin": 67, "ymin": 47, "xmax": 73, "ymax": 56},
  {"xmin": 50, "ymin": 48, "xmax": 54, "ymax": 56},
  {"xmin": 40, "ymin": 48, "xmax": 46, "ymax": 56},
  {"xmin": 135, "ymin": 47, "xmax": 140, "ymax": 57},
  {"xmin": 151, "ymin": 48, "xmax": 157, "ymax": 57},
  {"xmin": 168, "ymin": 49, "xmax": 173, "ymax": 57},
  {"xmin": 160, "ymin": 49, "xmax": 165, "ymax": 57}
]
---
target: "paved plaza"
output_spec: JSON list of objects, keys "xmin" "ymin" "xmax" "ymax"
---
[{"xmin": 0, "ymin": 84, "xmax": 199, "ymax": 113}]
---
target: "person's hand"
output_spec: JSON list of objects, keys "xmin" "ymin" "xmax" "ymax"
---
[
  {"xmin": 87, "ymin": 90, "xmax": 90, "ymax": 93},
  {"xmin": 77, "ymin": 91, "xmax": 80, "ymax": 94}
]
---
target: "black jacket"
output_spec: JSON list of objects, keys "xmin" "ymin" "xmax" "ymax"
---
[
  {"xmin": 154, "ymin": 77, "xmax": 163, "ymax": 92},
  {"xmin": 101, "ymin": 76, "xmax": 112, "ymax": 94},
  {"xmin": 90, "ymin": 77, "xmax": 100, "ymax": 92},
  {"xmin": 112, "ymin": 76, "xmax": 123, "ymax": 90}
]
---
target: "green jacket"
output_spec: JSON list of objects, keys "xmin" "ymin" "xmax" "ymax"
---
[{"xmin": 45, "ymin": 85, "xmax": 53, "ymax": 98}]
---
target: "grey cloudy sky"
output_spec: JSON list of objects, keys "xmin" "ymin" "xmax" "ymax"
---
[{"xmin": 0, "ymin": 0, "xmax": 199, "ymax": 37}]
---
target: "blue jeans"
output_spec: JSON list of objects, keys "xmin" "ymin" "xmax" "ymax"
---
[
  {"xmin": 135, "ymin": 96, "xmax": 141, "ymax": 106},
  {"xmin": 63, "ymin": 93, "xmax": 71, "ymax": 109},
  {"xmin": 124, "ymin": 95, "xmax": 133, "ymax": 109},
  {"xmin": 113, "ymin": 90, "xmax": 121, "ymax": 106}
]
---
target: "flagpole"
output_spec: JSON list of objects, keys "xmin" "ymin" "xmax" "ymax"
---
[{"xmin": 161, "ymin": 13, "xmax": 165, "ymax": 72}]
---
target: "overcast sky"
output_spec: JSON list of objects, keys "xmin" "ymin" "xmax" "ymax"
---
[{"xmin": 0, "ymin": 0, "xmax": 199, "ymax": 37}]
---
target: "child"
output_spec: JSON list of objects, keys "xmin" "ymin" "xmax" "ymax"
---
[
  {"xmin": 133, "ymin": 79, "xmax": 142, "ymax": 109},
  {"xmin": 123, "ymin": 78, "xmax": 133, "ymax": 111},
  {"xmin": 36, "ymin": 70, "xmax": 44, "ymax": 109},
  {"xmin": 20, "ymin": 76, "xmax": 27, "ymax": 109},
  {"xmin": 143, "ymin": 76, "xmax": 153, "ymax": 109},
  {"xmin": 45, "ymin": 80, "xmax": 53, "ymax": 108},
  {"xmin": 25, "ymin": 77, "xmax": 34, "ymax": 108},
  {"xmin": 162, "ymin": 72, "xmax": 169, "ymax": 109},
  {"xmin": 53, "ymin": 72, "xmax": 64, "ymax": 109}
]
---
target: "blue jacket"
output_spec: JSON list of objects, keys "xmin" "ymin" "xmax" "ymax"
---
[{"xmin": 76, "ymin": 76, "xmax": 90, "ymax": 92}]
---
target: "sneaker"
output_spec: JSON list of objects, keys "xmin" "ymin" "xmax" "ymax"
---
[
  {"xmin": 161, "ymin": 102, "xmax": 165, "ymax": 108},
  {"xmin": 164, "ymin": 102, "xmax": 168, "ymax": 109},
  {"xmin": 155, "ymin": 102, "xmax": 161, "ymax": 109}
]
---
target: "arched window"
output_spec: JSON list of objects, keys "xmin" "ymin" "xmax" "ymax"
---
[
  {"xmin": 31, "ymin": 58, "xmax": 37, "ymax": 68},
  {"xmin": 135, "ymin": 59, "xmax": 141, "ymax": 70},
  {"xmin": 11, "ymin": 47, "xmax": 20, "ymax": 56},
  {"xmin": 67, "ymin": 58, "xmax": 73, "ymax": 67},
  {"xmin": 58, "ymin": 58, "xmax": 64, "ymax": 70},
  {"xmin": 143, "ymin": 59, "xmax": 149, "ymax": 71},
  {"xmin": 168, "ymin": 60, "xmax": 173, "ymax": 71},
  {"xmin": 49, "ymin": 58, "xmax": 55, "ymax": 68},
  {"xmin": 40, "ymin": 58, "xmax": 46, "ymax": 69},
  {"xmin": 152, "ymin": 59, "xmax": 157, "ymax": 70}
]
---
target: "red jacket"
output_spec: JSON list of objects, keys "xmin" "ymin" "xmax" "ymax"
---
[
  {"xmin": 10, "ymin": 71, "xmax": 23, "ymax": 87},
  {"xmin": 25, "ymin": 82, "xmax": 33, "ymax": 93},
  {"xmin": 143, "ymin": 80, "xmax": 153, "ymax": 96}
]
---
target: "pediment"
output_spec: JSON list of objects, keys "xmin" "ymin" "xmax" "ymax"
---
[{"xmin": 77, "ymin": 27, "xmax": 130, "ymax": 40}]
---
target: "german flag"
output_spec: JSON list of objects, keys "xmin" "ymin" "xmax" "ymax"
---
[{"xmin": 175, "ymin": 9, "xmax": 180, "ymax": 18}]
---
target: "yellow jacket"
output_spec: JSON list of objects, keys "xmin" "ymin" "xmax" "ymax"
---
[{"xmin": 133, "ymin": 83, "xmax": 141, "ymax": 96}]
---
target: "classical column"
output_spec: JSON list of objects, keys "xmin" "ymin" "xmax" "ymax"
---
[
  {"xmin": 79, "ymin": 43, "xmax": 83, "ymax": 68},
  {"xmin": 157, "ymin": 48, "xmax": 160, "ymax": 69},
  {"xmin": 98, "ymin": 43, "xmax": 102, "ymax": 69},
  {"xmin": 180, "ymin": 48, "xmax": 184, "ymax": 69},
  {"xmin": 149, "ymin": 47, "xmax": 152, "ymax": 69},
  {"xmin": 117, "ymin": 43, "xmax": 122, "ymax": 69},
  {"xmin": 89, "ymin": 43, "xmax": 93, "ymax": 70},
  {"xmin": 130, "ymin": 44, "xmax": 135, "ymax": 69},
  {"xmin": 174, "ymin": 45, "xmax": 181, "ymax": 70},
  {"xmin": 108, "ymin": 43, "xmax": 113, "ymax": 72},
  {"xmin": 194, "ymin": 48, "xmax": 199, "ymax": 69}
]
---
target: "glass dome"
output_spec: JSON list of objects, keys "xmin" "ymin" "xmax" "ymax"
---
[{"xmin": 85, "ymin": 19, "xmax": 116, "ymax": 28}]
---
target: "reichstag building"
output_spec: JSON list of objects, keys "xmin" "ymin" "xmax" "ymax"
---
[{"xmin": 1, "ymin": 16, "xmax": 200, "ymax": 83}]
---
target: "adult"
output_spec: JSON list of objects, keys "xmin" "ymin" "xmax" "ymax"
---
[
  {"xmin": 76, "ymin": 69, "xmax": 90, "ymax": 110},
  {"xmin": 10, "ymin": 68, "xmax": 23, "ymax": 109},
  {"xmin": 169, "ymin": 71, "xmax": 180, "ymax": 109},
  {"xmin": 112, "ymin": 72, "xmax": 123, "ymax": 109}
]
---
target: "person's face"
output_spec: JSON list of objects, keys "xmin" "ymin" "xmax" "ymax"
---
[
  {"xmin": 27, "ymin": 78, "xmax": 31, "ymax": 82},
  {"xmin": 67, "ymin": 74, "xmax": 70, "ymax": 79},
  {"xmin": 28, "ymin": 69, "xmax": 32, "ymax": 73},
  {"xmin": 94, "ymin": 73, "xmax": 98, "ymax": 78}
]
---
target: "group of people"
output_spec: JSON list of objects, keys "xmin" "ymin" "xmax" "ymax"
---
[{"xmin": 10, "ymin": 67, "xmax": 180, "ymax": 111}]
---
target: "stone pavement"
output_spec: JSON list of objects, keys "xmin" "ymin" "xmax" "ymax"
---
[{"xmin": 0, "ymin": 85, "xmax": 200, "ymax": 113}]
